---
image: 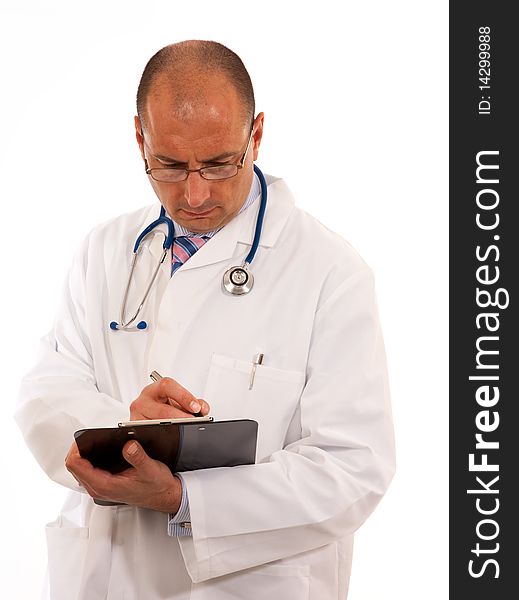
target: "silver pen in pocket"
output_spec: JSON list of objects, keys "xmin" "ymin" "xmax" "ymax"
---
[{"xmin": 248, "ymin": 353, "xmax": 264, "ymax": 390}]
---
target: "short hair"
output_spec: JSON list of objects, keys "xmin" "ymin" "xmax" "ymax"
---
[{"xmin": 136, "ymin": 40, "xmax": 255, "ymax": 131}]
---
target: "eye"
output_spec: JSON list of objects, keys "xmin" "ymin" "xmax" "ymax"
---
[{"xmin": 206, "ymin": 160, "xmax": 232, "ymax": 167}]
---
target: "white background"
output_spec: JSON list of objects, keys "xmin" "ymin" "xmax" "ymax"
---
[{"xmin": 0, "ymin": 1, "xmax": 448, "ymax": 598}]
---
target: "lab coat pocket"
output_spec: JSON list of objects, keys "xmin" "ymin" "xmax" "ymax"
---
[
  {"xmin": 190, "ymin": 563, "xmax": 310, "ymax": 600},
  {"xmin": 45, "ymin": 516, "xmax": 89, "ymax": 600},
  {"xmin": 204, "ymin": 353, "xmax": 305, "ymax": 460}
]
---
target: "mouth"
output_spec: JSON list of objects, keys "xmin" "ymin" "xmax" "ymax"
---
[{"xmin": 182, "ymin": 207, "xmax": 216, "ymax": 218}]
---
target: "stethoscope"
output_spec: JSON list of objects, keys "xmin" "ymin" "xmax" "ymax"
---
[{"xmin": 109, "ymin": 164, "xmax": 267, "ymax": 332}]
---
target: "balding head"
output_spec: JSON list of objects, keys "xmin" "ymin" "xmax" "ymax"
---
[
  {"xmin": 133, "ymin": 40, "xmax": 264, "ymax": 234},
  {"xmin": 136, "ymin": 40, "xmax": 255, "ymax": 133}
]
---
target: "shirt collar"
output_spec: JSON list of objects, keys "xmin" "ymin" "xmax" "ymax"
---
[{"xmin": 167, "ymin": 172, "xmax": 261, "ymax": 239}]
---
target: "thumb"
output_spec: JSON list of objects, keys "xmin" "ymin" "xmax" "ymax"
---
[{"xmin": 123, "ymin": 440, "xmax": 150, "ymax": 470}]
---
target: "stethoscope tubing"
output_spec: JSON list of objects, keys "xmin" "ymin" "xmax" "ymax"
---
[
  {"xmin": 110, "ymin": 164, "xmax": 267, "ymax": 331},
  {"xmin": 245, "ymin": 164, "xmax": 267, "ymax": 265},
  {"xmin": 133, "ymin": 210, "xmax": 174, "ymax": 252}
]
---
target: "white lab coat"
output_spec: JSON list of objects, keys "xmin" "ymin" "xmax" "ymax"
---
[{"xmin": 16, "ymin": 175, "xmax": 395, "ymax": 600}]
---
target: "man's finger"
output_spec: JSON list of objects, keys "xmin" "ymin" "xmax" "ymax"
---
[
  {"xmin": 132, "ymin": 397, "xmax": 195, "ymax": 420},
  {"xmin": 65, "ymin": 442, "xmax": 90, "ymax": 478},
  {"xmin": 155, "ymin": 377, "xmax": 202, "ymax": 414},
  {"xmin": 123, "ymin": 440, "xmax": 151, "ymax": 470},
  {"xmin": 196, "ymin": 399, "xmax": 210, "ymax": 416},
  {"xmin": 129, "ymin": 377, "xmax": 211, "ymax": 421}
]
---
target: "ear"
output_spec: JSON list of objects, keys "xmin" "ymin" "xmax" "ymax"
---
[
  {"xmin": 252, "ymin": 112, "xmax": 264, "ymax": 161},
  {"xmin": 134, "ymin": 116, "xmax": 145, "ymax": 160}
]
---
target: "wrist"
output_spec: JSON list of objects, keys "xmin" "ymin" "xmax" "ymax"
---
[{"xmin": 158, "ymin": 474, "xmax": 183, "ymax": 514}]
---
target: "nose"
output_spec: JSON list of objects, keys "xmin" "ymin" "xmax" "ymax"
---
[{"xmin": 183, "ymin": 172, "xmax": 211, "ymax": 208}]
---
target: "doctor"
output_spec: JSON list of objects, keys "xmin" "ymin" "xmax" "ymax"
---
[{"xmin": 16, "ymin": 40, "xmax": 395, "ymax": 600}]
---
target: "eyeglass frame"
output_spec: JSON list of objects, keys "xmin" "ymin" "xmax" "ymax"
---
[{"xmin": 142, "ymin": 125, "xmax": 255, "ymax": 183}]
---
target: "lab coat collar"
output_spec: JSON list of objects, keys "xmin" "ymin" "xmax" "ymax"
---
[{"xmin": 144, "ymin": 174, "xmax": 295, "ymax": 271}]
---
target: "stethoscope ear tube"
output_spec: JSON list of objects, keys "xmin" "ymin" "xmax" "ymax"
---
[
  {"xmin": 111, "ymin": 225, "xmax": 172, "ymax": 331},
  {"xmin": 110, "ymin": 320, "xmax": 147, "ymax": 331},
  {"xmin": 133, "ymin": 207, "xmax": 174, "ymax": 252}
]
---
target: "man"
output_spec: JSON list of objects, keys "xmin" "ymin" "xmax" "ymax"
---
[{"xmin": 16, "ymin": 40, "xmax": 395, "ymax": 600}]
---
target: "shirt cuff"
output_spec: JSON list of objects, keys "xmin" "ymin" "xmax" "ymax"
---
[{"xmin": 167, "ymin": 474, "xmax": 192, "ymax": 537}]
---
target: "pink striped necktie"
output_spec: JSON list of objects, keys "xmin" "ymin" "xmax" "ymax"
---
[{"xmin": 171, "ymin": 236, "xmax": 209, "ymax": 275}]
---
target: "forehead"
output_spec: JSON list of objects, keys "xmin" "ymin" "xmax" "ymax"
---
[{"xmin": 143, "ymin": 74, "xmax": 248, "ymax": 155}]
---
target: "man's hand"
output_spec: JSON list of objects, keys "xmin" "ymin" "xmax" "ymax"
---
[
  {"xmin": 64, "ymin": 377, "xmax": 209, "ymax": 510},
  {"xmin": 130, "ymin": 376, "xmax": 210, "ymax": 421},
  {"xmin": 65, "ymin": 440, "xmax": 183, "ymax": 513}
]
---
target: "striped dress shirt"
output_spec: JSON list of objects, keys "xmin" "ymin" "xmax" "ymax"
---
[{"xmin": 168, "ymin": 171, "xmax": 261, "ymax": 537}]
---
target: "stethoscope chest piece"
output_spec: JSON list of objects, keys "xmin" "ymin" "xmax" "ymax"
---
[{"xmin": 223, "ymin": 264, "xmax": 254, "ymax": 295}]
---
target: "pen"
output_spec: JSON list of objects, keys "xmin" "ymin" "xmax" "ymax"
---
[
  {"xmin": 248, "ymin": 353, "xmax": 264, "ymax": 390},
  {"xmin": 149, "ymin": 370, "xmax": 204, "ymax": 417}
]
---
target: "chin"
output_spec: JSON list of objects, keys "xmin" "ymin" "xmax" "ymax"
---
[{"xmin": 180, "ymin": 218, "xmax": 221, "ymax": 233}]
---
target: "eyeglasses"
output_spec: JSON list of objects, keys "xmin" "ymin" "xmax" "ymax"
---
[{"xmin": 143, "ymin": 128, "xmax": 254, "ymax": 183}]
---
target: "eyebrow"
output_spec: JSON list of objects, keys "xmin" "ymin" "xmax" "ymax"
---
[{"xmin": 154, "ymin": 150, "xmax": 239, "ymax": 164}]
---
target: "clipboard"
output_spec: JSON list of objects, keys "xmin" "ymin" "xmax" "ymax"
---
[{"xmin": 74, "ymin": 418, "xmax": 258, "ymax": 475}]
